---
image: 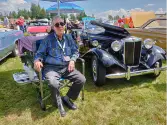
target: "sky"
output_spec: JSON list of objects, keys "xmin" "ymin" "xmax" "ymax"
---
[
  {"xmin": 38, "ymin": 0, "xmax": 166, "ymax": 15},
  {"xmin": 0, "ymin": 0, "xmax": 166, "ymax": 16}
]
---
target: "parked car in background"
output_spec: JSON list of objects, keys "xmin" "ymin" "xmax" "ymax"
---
[
  {"xmin": 0, "ymin": 28, "xmax": 24, "ymax": 61},
  {"xmin": 0, "ymin": 21, "xmax": 4, "ymax": 28},
  {"xmin": 27, "ymin": 20, "xmax": 50, "ymax": 36},
  {"xmin": 80, "ymin": 21, "xmax": 167, "ymax": 86},
  {"xmin": 126, "ymin": 18, "xmax": 166, "ymax": 50}
]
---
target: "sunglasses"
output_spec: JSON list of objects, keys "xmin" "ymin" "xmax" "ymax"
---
[{"xmin": 54, "ymin": 22, "xmax": 65, "ymax": 27}]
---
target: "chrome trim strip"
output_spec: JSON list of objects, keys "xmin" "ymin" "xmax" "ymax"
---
[
  {"xmin": 132, "ymin": 42, "xmax": 135, "ymax": 64},
  {"xmin": 138, "ymin": 41, "xmax": 142, "ymax": 65},
  {"xmin": 105, "ymin": 66, "xmax": 167, "ymax": 80},
  {"xmin": 134, "ymin": 41, "xmax": 142, "ymax": 65},
  {"xmin": 0, "ymin": 52, "xmax": 12, "ymax": 62},
  {"xmin": 123, "ymin": 41, "xmax": 125, "ymax": 64}
]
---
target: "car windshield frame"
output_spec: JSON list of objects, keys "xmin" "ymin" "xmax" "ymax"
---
[
  {"xmin": 141, "ymin": 18, "xmax": 166, "ymax": 29},
  {"xmin": 29, "ymin": 21, "xmax": 49, "ymax": 26}
]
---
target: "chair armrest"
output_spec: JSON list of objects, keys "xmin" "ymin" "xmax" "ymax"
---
[
  {"xmin": 76, "ymin": 57, "xmax": 85, "ymax": 76},
  {"xmin": 76, "ymin": 57, "xmax": 85, "ymax": 63}
]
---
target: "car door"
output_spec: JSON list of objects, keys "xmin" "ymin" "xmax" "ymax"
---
[
  {"xmin": 0, "ymin": 32, "xmax": 9, "ymax": 60},
  {"xmin": 4, "ymin": 30, "xmax": 15, "ymax": 52}
]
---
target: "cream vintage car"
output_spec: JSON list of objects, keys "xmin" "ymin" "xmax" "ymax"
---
[{"xmin": 127, "ymin": 17, "xmax": 166, "ymax": 50}]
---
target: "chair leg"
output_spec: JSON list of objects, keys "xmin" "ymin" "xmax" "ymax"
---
[
  {"xmin": 36, "ymin": 88, "xmax": 46, "ymax": 111},
  {"xmin": 37, "ymin": 71, "xmax": 46, "ymax": 111},
  {"xmin": 81, "ymin": 58, "xmax": 85, "ymax": 101},
  {"xmin": 82, "ymin": 85, "xmax": 84, "ymax": 101}
]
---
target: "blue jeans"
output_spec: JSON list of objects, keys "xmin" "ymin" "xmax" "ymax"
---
[
  {"xmin": 19, "ymin": 25, "xmax": 24, "ymax": 33},
  {"xmin": 44, "ymin": 65, "xmax": 86, "ymax": 100}
]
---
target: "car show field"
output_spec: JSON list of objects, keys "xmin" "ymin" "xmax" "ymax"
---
[
  {"xmin": 0, "ymin": 57, "xmax": 166, "ymax": 125},
  {"xmin": 0, "ymin": 0, "xmax": 166, "ymax": 124}
]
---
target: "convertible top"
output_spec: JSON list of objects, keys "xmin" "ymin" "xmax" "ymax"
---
[{"xmin": 90, "ymin": 20, "xmax": 130, "ymax": 37}]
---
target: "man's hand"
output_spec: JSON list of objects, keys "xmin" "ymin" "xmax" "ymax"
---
[
  {"xmin": 68, "ymin": 60, "xmax": 75, "ymax": 72},
  {"xmin": 34, "ymin": 60, "xmax": 43, "ymax": 72}
]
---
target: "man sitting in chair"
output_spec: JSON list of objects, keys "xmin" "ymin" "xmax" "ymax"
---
[{"xmin": 34, "ymin": 16, "xmax": 86, "ymax": 116}]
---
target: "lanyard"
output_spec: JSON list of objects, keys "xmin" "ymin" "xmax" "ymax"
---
[{"xmin": 54, "ymin": 34, "xmax": 66, "ymax": 55}]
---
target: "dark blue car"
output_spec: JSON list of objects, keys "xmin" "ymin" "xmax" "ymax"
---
[{"xmin": 80, "ymin": 21, "xmax": 167, "ymax": 86}]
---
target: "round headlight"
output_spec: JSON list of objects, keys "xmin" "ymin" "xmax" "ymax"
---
[
  {"xmin": 92, "ymin": 40, "xmax": 99, "ymax": 47},
  {"xmin": 144, "ymin": 38, "xmax": 155, "ymax": 49},
  {"xmin": 111, "ymin": 40, "xmax": 121, "ymax": 52}
]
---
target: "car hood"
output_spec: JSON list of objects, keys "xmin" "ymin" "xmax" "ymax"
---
[
  {"xmin": 90, "ymin": 21, "xmax": 130, "ymax": 38},
  {"xmin": 0, "ymin": 28, "xmax": 19, "ymax": 38},
  {"xmin": 27, "ymin": 26, "xmax": 50, "ymax": 33}
]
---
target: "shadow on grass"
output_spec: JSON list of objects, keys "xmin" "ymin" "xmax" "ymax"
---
[
  {"xmin": 0, "ymin": 56, "xmax": 13, "ymax": 65},
  {"xmin": 83, "ymin": 64, "xmax": 166, "ymax": 93},
  {"xmin": 152, "ymin": 83, "xmax": 166, "ymax": 92},
  {"xmin": 0, "ymin": 69, "xmax": 61, "ymax": 121}
]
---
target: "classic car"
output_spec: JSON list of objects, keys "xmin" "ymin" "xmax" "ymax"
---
[
  {"xmin": 127, "ymin": 18, "xmax": 166, "ymax": 50},
  {"xmin": 27, "ymin": 20, "xmax": 50, "ymax": 36},
  {"xmin": 0, "ymin": 28, "xmax": 24, "ymax": 61},
  {"xmin": 80, "ymin": 21, "xmax": 167, "ymax": 86}
]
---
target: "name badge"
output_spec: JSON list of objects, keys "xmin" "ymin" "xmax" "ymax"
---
[{"xmin": 64, "ymin": 56, "xmax": 70, "ymax": 61}]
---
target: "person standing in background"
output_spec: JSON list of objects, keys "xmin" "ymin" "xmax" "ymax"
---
[
  {"xmin": 16, "ymin": 16, "xmax": 25, "ymax": 32},
  {"xmin": 9, "ymin": 17, "xmax": 15, "ymax": 29},
  {"xmin": 3, "ymin": 16, "xmax": 9, "ymax": 28}
]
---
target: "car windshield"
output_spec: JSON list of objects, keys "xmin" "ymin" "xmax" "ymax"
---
[
  {"xmin": 85, "ymin": 22, "xmax": 105, "ymax": 34},
  {"xmin": 29, "ymin": 21, "xmax": 49, "ymax": 26},
  {"xmin": 145, "ymin": 19, "xmax": 166, "ymax": 29},
  {"xmin": 0, "ymin": 28, "xmax": 12, "ymax": 32}
]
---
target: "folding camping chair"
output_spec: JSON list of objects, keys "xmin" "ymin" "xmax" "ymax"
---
[{"xmin": 14, "ymin": 38, "xmax": 85, "ymax": 116}]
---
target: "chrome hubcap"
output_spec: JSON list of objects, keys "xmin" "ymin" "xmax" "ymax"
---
[{"xmin": 92, "ymin": 59, "xmax": 97, "ymax": 81}]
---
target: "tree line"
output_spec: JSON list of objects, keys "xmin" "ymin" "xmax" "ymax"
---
[
  {"xmin": 3, "ymin": 3, "xmax": 87, "ymax": 21},
  {"xmin": 108, "ymin": 15, "xmax": 125, "ymax": 20},
  {"xmin": 8, "ymin": 3, "xmax": 47, "ymax": 19}
]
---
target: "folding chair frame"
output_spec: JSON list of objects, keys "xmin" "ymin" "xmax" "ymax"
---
[{"xmin": 21, "ymin": 51, "xmax": 85, "ymax": 111}]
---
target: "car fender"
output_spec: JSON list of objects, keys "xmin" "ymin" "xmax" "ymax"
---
[
  {"xmin": 151, "ymin": 45, "xmax": 165, "ymax": 54},
  {"xmin": 147, "ymin": 45, "xmax": 166, "ymax": 67},
  {"xmin": 82, "ymin": 48, "xmax": 126, "ymax": 69}
]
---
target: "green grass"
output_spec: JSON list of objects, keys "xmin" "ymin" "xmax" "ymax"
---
[{"xmin": 0, "ymin": 57, "xmax": 166, "ymax": 125}]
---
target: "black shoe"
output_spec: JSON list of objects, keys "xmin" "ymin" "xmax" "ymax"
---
[{"xmin": 62, "ymin": 96, "xmax": 77, "ymax": 110}]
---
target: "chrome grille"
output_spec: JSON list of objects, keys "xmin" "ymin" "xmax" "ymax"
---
[{"xmin": 124, "ymin": 37, "xmax": 142, "ymax": 66}]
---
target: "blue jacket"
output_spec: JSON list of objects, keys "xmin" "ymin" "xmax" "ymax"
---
[{"xmin": 34, "ymin": 32, "xmax": 79, "ymax": 66}]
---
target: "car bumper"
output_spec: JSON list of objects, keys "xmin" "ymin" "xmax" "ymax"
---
[
  {"xmin": 28, "ymin": 32, "xmax": 48, "ymax": 36},
  {"xmin": 105, "ymin": 66, "xmax": 167, "ymax": 80}
]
